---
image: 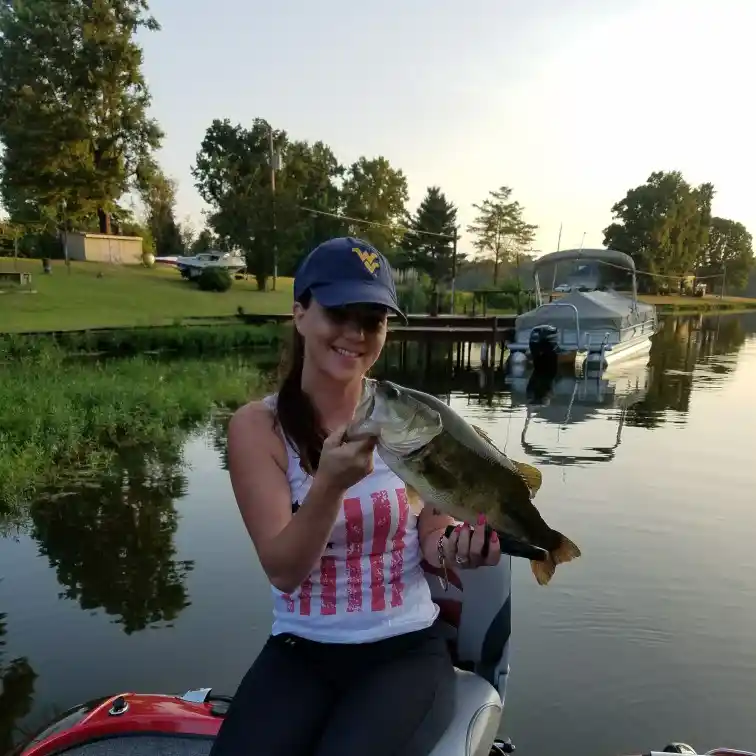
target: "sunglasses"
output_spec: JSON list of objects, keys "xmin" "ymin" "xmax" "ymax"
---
[{"xmin": 323, "ymin": 305, "xmax": 388, "ymax": 333}]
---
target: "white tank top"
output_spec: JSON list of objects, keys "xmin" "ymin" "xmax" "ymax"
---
[{"xmin": 261, "ymin": 394, "xmax": 439, "ymax": 643}]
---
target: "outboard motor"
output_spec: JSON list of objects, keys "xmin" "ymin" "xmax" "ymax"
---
[{"xmin": 528, "ymin": 324, "xmax": 560, "ymax": 373}]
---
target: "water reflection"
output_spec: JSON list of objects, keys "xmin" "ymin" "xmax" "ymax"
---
[
  {"xmin": 1, "ymin": 312, "xmax": 755, "ymax": 754},
  {"xmin": 626, "ymin": 313, "xmax": 749, "ymax": 428},
  {"xmin": 0, "ymin": 612, "xmax": 38, "ymax": 753},
  {"xmin": 508, "ymin": 357, "xmax": 651, "ymax": 466},
  {"xmin": 29, "ymin": 444, "xmax": 195, "ymax": 635},
  {"xmin": 376, "ymin": 313, "xmax": 753, "ymax": 425}
]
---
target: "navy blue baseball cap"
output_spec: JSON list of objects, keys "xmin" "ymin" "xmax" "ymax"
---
[{"xmin": 293, "ymin": 237, "xmax": 406, "ymax": 322}]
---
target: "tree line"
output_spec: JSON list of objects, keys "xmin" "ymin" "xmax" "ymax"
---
[
  {"xmin": 0, "ymin": 0, "xmax": 539, "ymax": 293},
  {"xmin": 604, "ymin": 171, "xmax": 754, "ymax": 292},
  {"xmin": 0, "ymin": 1, "xmax": 752, "ymax": 295}
]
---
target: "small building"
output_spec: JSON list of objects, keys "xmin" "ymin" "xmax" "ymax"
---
[{"xmin": 67, "ymin": 232, "xmax": 143, "ymax": 265}]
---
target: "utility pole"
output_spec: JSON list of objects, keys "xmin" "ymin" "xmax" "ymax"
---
[
  {"xmin": 721, "ymin": 263, "xmax": 727, "ymax": 299},
  {"xmin": 551, "ymin": 222, "xmax": 563, "ymax": 292},
  {"xmin": 450, "ymin": 227, "xmax": 458, "ymax": 314},
  {"xmin": 268, "ymin": 126, "xmax": 278, "ymax": 291}
]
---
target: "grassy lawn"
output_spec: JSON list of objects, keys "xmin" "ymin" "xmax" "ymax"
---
[
  {"xmin": 638, "ymin": 293, "xmax": 756, "ymax": 306},
  {"xmin": 0, "ymin": 257, "xmax": 294, "ymax": 333}
]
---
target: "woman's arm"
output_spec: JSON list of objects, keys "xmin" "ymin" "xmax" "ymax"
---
[{"xmin": 226, "ymin": 402, "xmax": 346, "ymax": 594}]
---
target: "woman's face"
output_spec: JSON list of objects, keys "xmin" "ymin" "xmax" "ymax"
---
[{"xmin": 294, "ymin": 297, "xmax": 388, "ymax": 383}]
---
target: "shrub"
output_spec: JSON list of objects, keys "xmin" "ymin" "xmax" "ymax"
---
[{"xmin": 197, "ymin": 267, "xmax": 232, "ymax": 292}]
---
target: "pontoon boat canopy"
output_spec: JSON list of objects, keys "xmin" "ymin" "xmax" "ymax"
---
[
  {"xmin": 534, "ymin": 248, "xmax": 636, "ymax": 272},
  {"xmin": 515, "ymin": 290, "xmax": 655, "ymax": 332}
]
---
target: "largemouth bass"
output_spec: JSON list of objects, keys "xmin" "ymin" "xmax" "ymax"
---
[{"xmin": 348, "ymin": 379, "xmax": 581, "ymax": 585}]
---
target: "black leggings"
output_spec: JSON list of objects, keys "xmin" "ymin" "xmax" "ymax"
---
[{"xmin": 209, "ymin": 621, "xmax": 456, "ymax": 756}]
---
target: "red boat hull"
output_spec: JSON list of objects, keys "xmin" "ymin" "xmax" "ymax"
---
[{"xmin": 14, "ymin": 691, "xmax": 226, "ymax": 756}]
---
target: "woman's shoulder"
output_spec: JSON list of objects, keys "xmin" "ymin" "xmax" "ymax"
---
[{"xmin": 227, "ymin": 397, "xmax": 287, "ymax": 468}]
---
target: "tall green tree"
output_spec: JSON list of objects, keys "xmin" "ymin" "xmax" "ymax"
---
[
  {"xmin": 696, "ymin": 217, "xmax": 754, "ymax": 292},
  {"xmin": 403, "ymin": 186, "xmax": 458, "ymax": 290},
  {"xmin": 190, "ymin": 228, "xmax": 217, "ymax": 254},
  {"xmin": 341, "ymin": 156, "xmax": 409, "ymax": 253},
  {"xmin": 0, "ymin": 0, "xmax": 163, "ymax": 235},
  {"xmin": 603, "ymin": 171, "xmax": 714, "ymax": 292},
  {"xmin": 192, "ymin": 118, "xmax": 278, "ymax": 289},
  {"xmin": 274, "ymin": 139, "xmax": 344, "ymax": 274},
  {"xmin": 466, "ymin": 186, "xmax": 537, "ymax": 285},
  {"xmin": 192, "ymin": 117, "xmax": 346, "ymax": 288},
  {"xmin": 138, "ymin": 160, "xmax": 184, "ymax": 257}
]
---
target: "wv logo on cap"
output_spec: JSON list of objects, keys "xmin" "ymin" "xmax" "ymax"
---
[{"xmin": 353, "ymin": 246, "xmax": 380, "ymax": 275}]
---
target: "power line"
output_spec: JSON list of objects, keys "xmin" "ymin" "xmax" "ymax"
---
[
  {"xmin": 593, "ymin": 257, "xmax": 725, "ymax": 281},
  {"xmin": 298, "ymin": 205, "xmax": 728, "ymax": 284},
  {"xmin": 296, "ymin": 205, "xmax": 456, "ymax": 241}
]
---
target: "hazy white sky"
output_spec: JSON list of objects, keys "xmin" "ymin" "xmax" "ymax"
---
[{"xmin": 138, "ymin": 0, "xmax": 753, "ymax": 258}]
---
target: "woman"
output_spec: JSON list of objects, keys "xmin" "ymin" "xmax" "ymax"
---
[{"xmin": 211, "ymin": 236, "xmax": 500, "ymax": 756}]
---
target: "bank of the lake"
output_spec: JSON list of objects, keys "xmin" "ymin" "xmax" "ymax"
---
[
  {"xmin": 0, "ymin": 257, "xmax": 295, "ymax": 333},
  {"xmin": 0, "ymin": 322, "xmax": 283, "ymax": 359},
  {"xmin": 0, "ymin": 346, "xmax": 272, "ymax": 512}
]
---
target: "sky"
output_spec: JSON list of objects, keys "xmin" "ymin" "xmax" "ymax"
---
[{"xmin": 136, "ymin": 0, "xmax": 755, "ymax": 260}]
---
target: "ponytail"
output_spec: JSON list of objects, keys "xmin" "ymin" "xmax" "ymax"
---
[{"xmin": 275, "ymin": 292, "xmax": 327, "ymax": 475}]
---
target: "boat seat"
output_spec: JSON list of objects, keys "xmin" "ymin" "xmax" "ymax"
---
[
  {"xmin": 421, "ymin": 549, "xmax": 513, "ymax": 756},
  {"xmin": 428, "ymin": 669, "xmax": 503, "ymax": 756}
]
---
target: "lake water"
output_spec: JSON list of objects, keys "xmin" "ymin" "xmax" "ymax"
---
[{"xmin": 2, "ymin": 312, "xmax": 756, "ymax": 756}]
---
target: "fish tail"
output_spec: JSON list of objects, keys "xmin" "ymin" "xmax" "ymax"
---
[
  {"xmin": 551, "ymin": 530, "xmax": 581, "ymax": 566},
  {"xmin": 529, "ymin": 530, "xmax": 581, "ymax": 586},
  {"xmin": 530, "ymin": 556, "xmax": 556, "ymax": 585}
]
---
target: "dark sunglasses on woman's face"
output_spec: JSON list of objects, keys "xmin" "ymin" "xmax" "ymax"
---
[{"xmin": 324, "ymin": 305, "xmax": 388, "ymax": 333}]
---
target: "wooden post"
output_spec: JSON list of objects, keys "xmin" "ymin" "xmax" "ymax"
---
[{"xmin": 491, "ymin": 316, "xmax": 498, "ymax": 367}]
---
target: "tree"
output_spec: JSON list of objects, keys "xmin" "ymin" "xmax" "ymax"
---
[
  {"xmin": 273, "ymin": 138, "xmax": 344, "ymax": 275},
  {"xmin": 403, "ymin": 186, "xmax": 458, "ymax": 290},
  {"xmin": 341, "ymin": 156, "xmax": 409, "ymax": 253},
  {"xmin": 192, "ymin": 118, "xmax": 271, "ymax": 288},
  {"xmin": 137, "ymin": 160, "xmax": 184, "ymax": 258},
  {"xmin": 190, "ymin": 228, "xmax": 217, "ymax": 254},
  {"xmin": 466, "ymin": 186, "xmax": 537, "ymax": 285},
  {"xmin": 0, "ymin": 0, "xmax": 163, "ymax": 235},
  {"xmin": 192, "ymin": 117, "xmax": 346, "ymax": 288},
  {"xmin": 603, "ymin": 171, "xmax": 714, "ymax": 292},
  {"xmin": 697, "ymin": 217, "xmax": 754, "ymax": 292}
]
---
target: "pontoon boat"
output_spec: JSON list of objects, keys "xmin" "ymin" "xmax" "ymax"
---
[{"xmin": 506, "ymin": 249, "xmax": 659, "ymax": 373}]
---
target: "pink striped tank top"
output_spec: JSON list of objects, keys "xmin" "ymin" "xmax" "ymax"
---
[{"xmin": 261, "ymin": 394, "xmax": 439, "ymax": 643}]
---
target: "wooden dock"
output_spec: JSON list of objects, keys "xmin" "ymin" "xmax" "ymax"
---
[
  {"xmin": 238, "ymin": 312, "xmax": 516, "ymax": 342},
  {"xmin": 237, "ymin": 312, "xmax": 517, "ymax": 372}
]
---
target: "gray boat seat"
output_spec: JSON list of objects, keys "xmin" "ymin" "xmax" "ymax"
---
[{"xmin": 420, "ymin": 550, "xmax": 512, "ymax": 756}]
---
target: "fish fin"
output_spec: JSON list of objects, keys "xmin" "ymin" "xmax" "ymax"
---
[
  {"xmin": 551, "ymin": 531, "xmax": 582, "ymax": 565},
  {"xmin": 530, "ymin": 556, "xmax": 556, "ymax": 586},
  {"xmin": 405, "ymin": 484, "xmax": 425, "ymax": 516},
  {"xmin": 529, "ymin": 532, "xmax": 581, "ymax": 586},
  {"xmin": 471, "ymin": 424, "xmax": 502, "ymax": 451},
  {"xmin": 471, "ymin": 424, "xmax": 543, "ymax": 496},
  {"xmin": 512, "ymin": 460, "xmax": 543, "ymax": 497}
]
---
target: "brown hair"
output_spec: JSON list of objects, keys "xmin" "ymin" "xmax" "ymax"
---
[{"xmin": 274, "ymin": 291, "xmax": 327, "ymax": 475}]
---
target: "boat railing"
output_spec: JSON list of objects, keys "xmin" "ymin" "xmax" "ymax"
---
[{"xmin": 525, "ymin": 301, "xmax": 583, "ymax": 348}]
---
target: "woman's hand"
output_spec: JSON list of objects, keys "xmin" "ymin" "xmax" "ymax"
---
[
  {"xmin": 316, "ymin": 424, "xmax": 378, "ymax": 494},
  {"xmin": 441, "ymin": 514, "xmax": 501, "ymax": 569}
]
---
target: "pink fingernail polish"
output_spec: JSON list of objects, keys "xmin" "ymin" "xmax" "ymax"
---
[{"xmin": 477, "ymin": 513, "xmax": 486, "ymax": 526}]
